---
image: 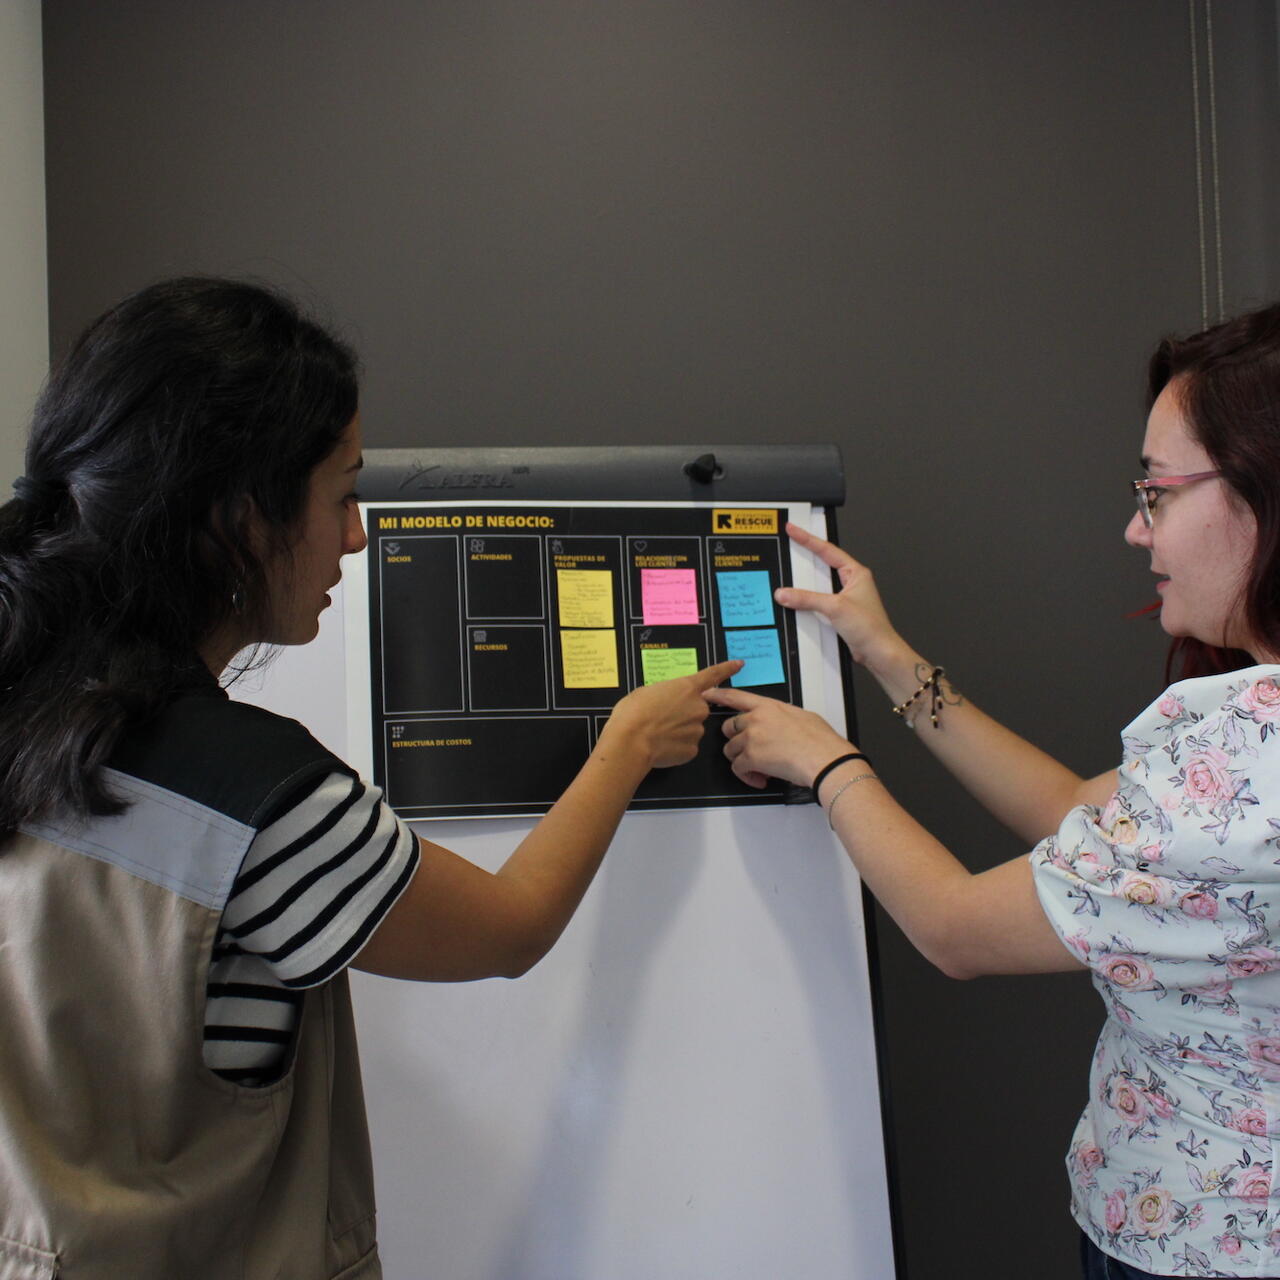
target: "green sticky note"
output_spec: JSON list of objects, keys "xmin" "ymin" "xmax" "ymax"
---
[{"xmin": 641, "ymin": 647, "xmax": 699, "ymax": 684}]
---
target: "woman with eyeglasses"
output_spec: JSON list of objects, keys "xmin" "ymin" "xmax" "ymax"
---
[
  {"xmin": 0, "ymin": 277, "xmax": 738, "ymax": 1279},
  {"xmin": 707, "ymin": 302, "xmax": 1280, "ymax": 1280}
]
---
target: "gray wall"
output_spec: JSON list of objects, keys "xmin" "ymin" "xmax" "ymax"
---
[
  {"xmin": 41, "ymin": 3, "xmax": 1280, "ymax": 1277},
  {"xmin": 0, "ymin": 0, "xmax": 47, "ymax": 490}
]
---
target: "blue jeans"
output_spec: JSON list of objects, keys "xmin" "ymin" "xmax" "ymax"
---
[
  {"xmin": 1079, "ymin": 1231, "xmax": 1280, "ymax": 1279},
  {"xmin": 1079, "ymin": 1234, "xmax": 1174, "ymax": 1279}
]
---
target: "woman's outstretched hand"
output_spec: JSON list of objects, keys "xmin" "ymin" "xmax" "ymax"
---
[
  {"xmin": 605, "ymin": 660, "xmax": 744, "ymax": 769},
  {"xmin": 775, "ymin": 522, "xmax": 901, "ymax": 667},
  {"xmin": 705, "ymin": 686, "xmax": 855, "ymax": 790}
]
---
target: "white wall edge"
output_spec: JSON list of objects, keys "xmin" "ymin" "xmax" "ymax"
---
[{"xmin": 0, "ymin": 0, "xmax": 49, "ymax": 489}]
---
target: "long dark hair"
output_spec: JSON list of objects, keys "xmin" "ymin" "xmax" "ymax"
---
[
  {"xmin": 1147, "ymin": 303, "xmax": 1280, "ymax": 683},
  {"xmin": 0, "ymin": 277, "xmax": 359, "ymax": 836}
]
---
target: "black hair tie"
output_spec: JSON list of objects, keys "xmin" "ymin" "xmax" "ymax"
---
[{"xmin": 811, "ymin": 752, "xmax": 873, "ymax": 797}]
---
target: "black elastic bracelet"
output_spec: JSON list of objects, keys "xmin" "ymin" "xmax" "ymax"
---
[{"xmin": 811, "ymin": 752, "xmax": 873, "ymax": 797}]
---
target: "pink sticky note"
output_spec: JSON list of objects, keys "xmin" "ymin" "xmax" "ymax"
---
[{"xmin": 641, "ymin": 568, "xmax": 700, "ymax": 625}]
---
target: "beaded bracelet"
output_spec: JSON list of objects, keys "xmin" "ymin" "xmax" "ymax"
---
[
  {"xmin": 811, "ymin": 751, "xmax": 873, "ymax": 797},
  {"xmin": 892, "ymin": 666, "xmax": 946, "ymax": 730}
]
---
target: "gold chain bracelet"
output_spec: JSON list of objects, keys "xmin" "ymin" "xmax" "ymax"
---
[{"xmin": 825, "ymin": 772, "xmax": 883, "ymax": 828}]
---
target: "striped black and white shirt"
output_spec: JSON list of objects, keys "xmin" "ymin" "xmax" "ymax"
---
[{"xmin": 204, "ymin": 772, "xmax": 418, "ymax": 1083}]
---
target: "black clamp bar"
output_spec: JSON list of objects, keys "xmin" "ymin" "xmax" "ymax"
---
[{"xmin": 358, "ymin": 443, "xmax": 845, "ymax": 506}]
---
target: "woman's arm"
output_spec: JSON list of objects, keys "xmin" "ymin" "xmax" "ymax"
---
[
  {"xmin": 781, "ymin": 523, "xmax": 1115, "ymax": 842},
  {"xmin": 706, "ymin": 688, "xmax": 1083, "ymax": 979},
  {"xmin": 354, "ymin": 660, "xmax": 741, "ymax": 982}
]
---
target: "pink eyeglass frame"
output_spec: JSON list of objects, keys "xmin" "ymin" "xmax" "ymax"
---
[{"xmin": 1131, "ymin": 469, "xmax": 1222, "ymax": 528}]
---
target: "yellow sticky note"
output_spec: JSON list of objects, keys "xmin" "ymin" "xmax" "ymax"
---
[
  {"xmin": 557, "ymin": 570, "xmax": 614, "ymax": 629},
  {"xmin": 561, "ymin": 630, "xmax": 619, "ymax": 689},
  {"xmin": 640, "ymin": 648, "xmax": 699, "ymax": 684}
]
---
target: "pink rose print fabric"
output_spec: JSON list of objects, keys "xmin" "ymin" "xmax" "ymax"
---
[{"xmin": 1033, "ymin": 668, "xmax": 1280, "ymax": 1276}]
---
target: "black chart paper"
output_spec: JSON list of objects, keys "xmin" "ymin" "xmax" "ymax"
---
[{"xmin": 360, "ymin": 503, "xmax": 802, "ymax": 820}]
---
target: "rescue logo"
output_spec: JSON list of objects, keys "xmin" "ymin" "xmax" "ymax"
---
[{"xmin": 711, "ymin": 509, "xmax": 778, "ymax": 534}]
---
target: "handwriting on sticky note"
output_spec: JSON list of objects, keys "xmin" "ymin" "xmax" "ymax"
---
[
  {"xmin": 558, "ymin": 570, "xmax": 614, "ymax": 628},
  {"xmin": 716, "ymin": 570, "xmax": 774, "ymax": 628},
  {"xmin": 640, "ymin": 568, "xmax": 699, "ymax": 625},
  {"xmin": 725, "ymin": 628, "xmax": 785, "ymax": 687},
  {"xmin": 561, "ymin": 629, "xmax": 620, "ymax": 688},
  {"xmin": 640, "ymin": 647, "xmax": 699, "ymax": 684}
]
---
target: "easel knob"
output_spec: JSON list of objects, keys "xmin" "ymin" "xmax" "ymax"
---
[{"xmin": 684, "ymin": 453, "xmax": 721, "ymax": 484}]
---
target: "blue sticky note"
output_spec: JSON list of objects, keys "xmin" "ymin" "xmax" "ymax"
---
[
  {"xmin": 725, "ymin": 628, "xmax": 785, "ymax": 687},
  {"xmin": 716, "ymin": 570, "xmax": 775, "ymax": 628}
]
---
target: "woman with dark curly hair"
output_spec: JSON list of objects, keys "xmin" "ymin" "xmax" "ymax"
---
[
  {"xmin": 0, "ymin": 277, "xmax": 736, "ymax": 1279},
  {"xmin": 710, "ymin": 304, "xmax": 1280, "ymax": 1279}
]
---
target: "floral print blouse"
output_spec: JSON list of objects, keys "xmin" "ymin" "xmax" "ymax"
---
[{"xmin": 1033, "ymin": 667, "xmax": 1280, "ymax": 1277}]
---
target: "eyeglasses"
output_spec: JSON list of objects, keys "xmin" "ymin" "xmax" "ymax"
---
[{"xmin": 1131, "ymin": 470, "xmax": 1222, "ymax": 528}]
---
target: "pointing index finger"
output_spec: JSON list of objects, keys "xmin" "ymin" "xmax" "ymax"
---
[
  {"xmin": 691, "ymin": 659, "xmax": 744, "ymax": 690},
  {"xmin": 703, "ymin": 686, "xmax": 765, "ymax": 711}
]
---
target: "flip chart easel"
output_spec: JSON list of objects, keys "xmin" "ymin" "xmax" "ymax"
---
[{"xmin": 232, "ymin": 444, "xmax": 901, "ymax": 1280}]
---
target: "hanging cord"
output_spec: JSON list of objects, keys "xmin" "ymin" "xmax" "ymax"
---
[
  {"xmin": 1189, "ymin": 0, "xmax": 1209, "ymax": 329},
  {"xmin": 1188, "ymin": 0, "xmax": 1225, "ymax": 328},
  {"xmin": 1205, "ymin": 0, "xmax": 1224, "ymax": 322}
]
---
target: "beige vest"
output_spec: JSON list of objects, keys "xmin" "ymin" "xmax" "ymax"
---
[{"xmin": 0, "ymin": 759, "xmax": 380, "ymax": 1279}]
